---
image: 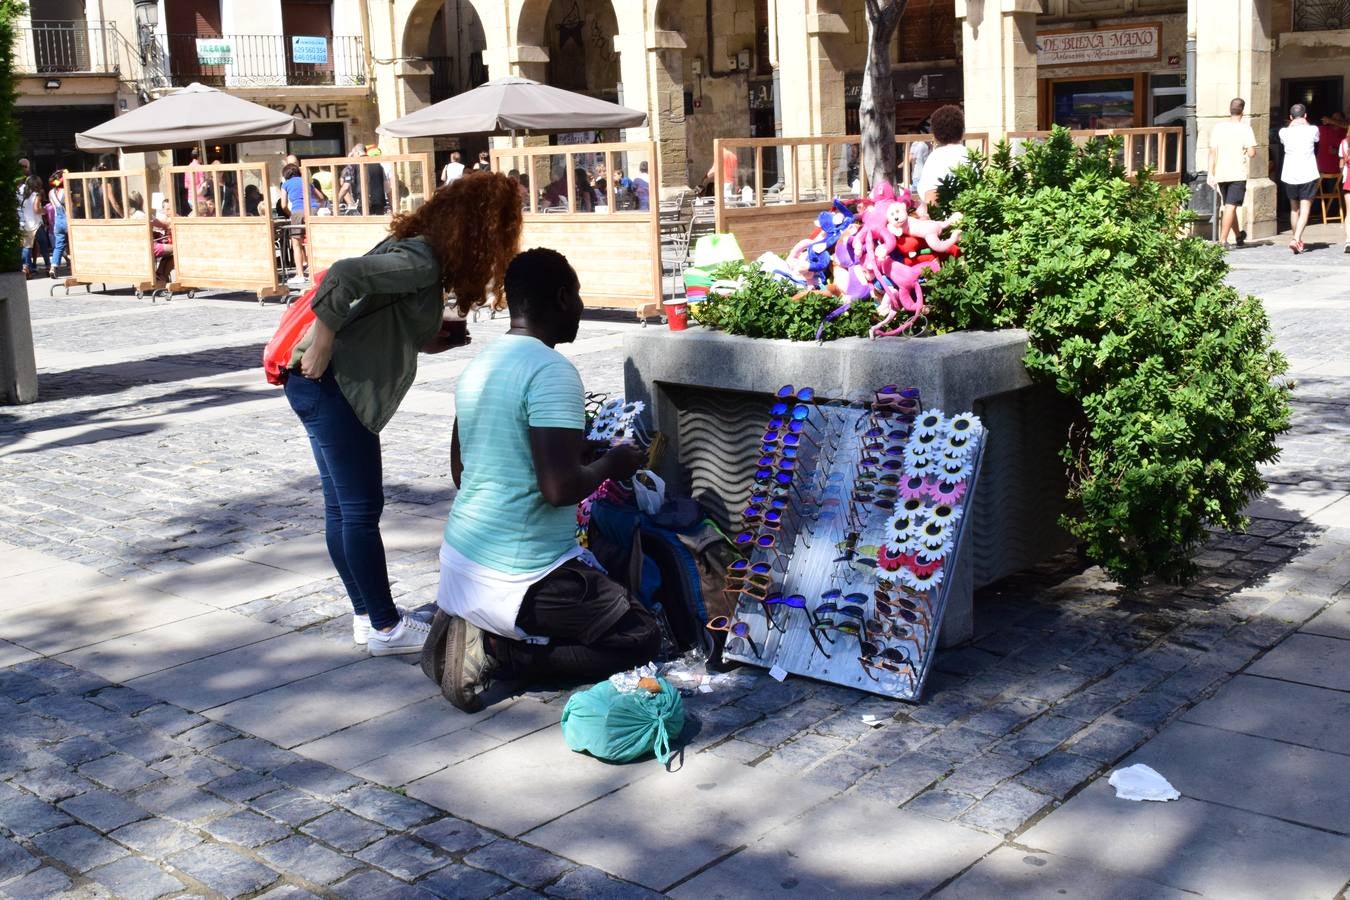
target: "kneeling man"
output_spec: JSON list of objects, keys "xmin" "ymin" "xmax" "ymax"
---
[{"xmin": 434, "ymin": 248, "xmax": 661, "ymax": 712}]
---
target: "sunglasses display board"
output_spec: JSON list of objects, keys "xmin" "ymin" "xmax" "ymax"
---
[{"xmin": 710, "ymin": 386, "xmax": 986, "ymax": 701}]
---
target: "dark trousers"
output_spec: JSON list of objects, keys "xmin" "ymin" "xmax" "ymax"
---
[
  {"xmin": 495, "ymin": 560, "xmax": 661, "ymax": 681},
  {"xmin": 285, "ymin": 369, "xmax": 399, "ymax": 629}
]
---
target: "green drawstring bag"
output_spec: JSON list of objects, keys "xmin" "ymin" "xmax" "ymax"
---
[{"xmin": 560, "ymin": 677, "xmax": 685, "ymax": 765}]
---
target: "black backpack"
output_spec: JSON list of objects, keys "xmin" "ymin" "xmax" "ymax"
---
[{"xmin": 587, "ymin": 497, "xmax": 738, "ymax": 658}]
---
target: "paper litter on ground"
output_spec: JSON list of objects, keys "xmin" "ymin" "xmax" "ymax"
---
[{"xmin": 1108, "ymin": 763, "xmax": 1180, "ymax": 802}]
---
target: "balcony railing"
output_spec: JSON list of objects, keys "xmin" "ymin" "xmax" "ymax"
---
[
  {"xmin": 1293, "ymin": 0, "xmax": 1350, "ymax": 31},
  {"xmin": 161, "ymin": 34, "xmax": 365, "ymax": 88},
  {"xmin": 14, "ymin": 21, "xmax": 126, "ymax": 75}
]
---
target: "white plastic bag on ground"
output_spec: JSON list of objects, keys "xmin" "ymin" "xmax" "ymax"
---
[{"xmin": 1109, "ymin": 764, "xmax": 1180, "ymax": 802}]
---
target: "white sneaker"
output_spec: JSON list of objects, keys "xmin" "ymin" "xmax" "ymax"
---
[
  {"xmin": 352, "ymin": 614, "xmax": 372, "ymax": 645},
  {"xmin": 368, "ymin": 617, "xmax": 432, "ymax": 656}
]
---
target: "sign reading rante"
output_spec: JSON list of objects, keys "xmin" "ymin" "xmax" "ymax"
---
[{"xmin": 1037, "ymin": 23, "xmax": 1161, "ymax": 67}]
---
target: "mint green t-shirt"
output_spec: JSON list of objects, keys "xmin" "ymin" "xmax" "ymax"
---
[{"xmin": 444, "ymin": 334, "xmax": 585, "ymax": 573}]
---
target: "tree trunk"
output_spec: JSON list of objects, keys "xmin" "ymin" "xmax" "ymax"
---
[{"xmin": 860, "ymin": 0, "xmax": 906, "ymax": 190}]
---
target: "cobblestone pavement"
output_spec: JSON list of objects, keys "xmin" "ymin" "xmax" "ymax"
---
[{"xmin": 1, "ymin": 234, "xmax": 1348, "ymax": 898}]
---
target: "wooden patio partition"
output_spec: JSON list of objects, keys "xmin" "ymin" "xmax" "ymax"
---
[
  {"xmin": 1006, "ymin": 126, "xmax": 1184, "ymax": 185},
  {"xmin": 302, "ymin": 153, "xmax": 434, "ymax": 271},
  {"xmin": 164, "ymin": 161, "xmax": 284, "ymax": 302},
  {"xmin": 60, "ymin": 168, "xmax": 162, "ymax": 297},
  {"xmin": 713, "ymin": 133, "xmax": 990, "ymax": 262},
  {"xmin": 492, "ymin": 141, "xmax": 662, "ymax": 322}
]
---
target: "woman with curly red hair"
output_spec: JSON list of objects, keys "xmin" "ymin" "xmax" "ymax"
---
[{"xmin": 287, "ymin": 170, "xmax": 523, "ymax": 656}]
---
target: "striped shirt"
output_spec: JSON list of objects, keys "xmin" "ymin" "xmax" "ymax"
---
[{"xmin": 444, "ymin": 334, "xmax": 585, "ymax": 574}]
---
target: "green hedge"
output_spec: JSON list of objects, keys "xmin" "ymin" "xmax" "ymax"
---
[
  {"xmin": 0, "ymin": 1, "xmax": 25, "ymax": 272},
  {"xmin": 928, "ymin": 128, "xmax": 1291, "ymax": 585},
  {"xmin": 691, "ymin": 263, "xmax": 875, "ymax": 342}
]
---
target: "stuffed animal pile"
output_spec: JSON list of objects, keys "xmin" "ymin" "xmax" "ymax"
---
[{"xmin": 770, "ymin": 183, "xmax": 962, "ymax": 342}]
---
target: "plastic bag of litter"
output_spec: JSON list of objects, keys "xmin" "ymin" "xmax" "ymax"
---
[{"xmin": 561, "ymin": 676, "xmax": 685, "ymax": 765}]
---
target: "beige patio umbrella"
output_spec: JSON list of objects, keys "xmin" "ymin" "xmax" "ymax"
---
[
  {"xmin": 75, "ymin": 83, "xmax": 312, "ymax": 152},
  {"xmin": 376, "ymin": 76, "xmax": 647, "ymax": 138}
]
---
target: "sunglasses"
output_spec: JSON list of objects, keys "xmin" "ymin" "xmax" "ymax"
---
[
  {"xmin": 865, "ymin": 615, "xmax": 920, "ymax": 646},
  {"xmin": 775, "ymin": 385, "xmax": 817, "ymax": 404},
  {"xmin": 858, "ymin": 646, "xmax": 915, "ymax": 683},
  {"xmin": 754, "ymin": 468, "xmax": 795, "ymax": 488},
  {"xmin": 759, "ymin": 592, "xmax": 809, "ymax": 632},
  {"xmin": 759, "ymin": 443, "xmax": 801, "ymax": 460},
  {"xmin": 756, "ymin": 456, "xmax": 800, "ymax": 472},
  {"xmin": 707, "ymin": 616, "xmax": 760, "ymax": 657},
  {"xmin": 876, "ymin": 385, "xmax": 921, "ymax": 403},
  {"xmin": 859, "ymin": 456, "xmax": 905, "ymax": 472},
  {"xmin": 734, "ymin": 531, "xmax": 781, "ymax": 552}
]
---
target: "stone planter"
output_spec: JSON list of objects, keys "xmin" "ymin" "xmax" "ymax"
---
[
  {"xmin": 0, "ymin": 270, "xmax": 37, "ymax": 405},
  {"xmin": 623, "ymin": 326, "xmax": 1076, "ymax": 645}
]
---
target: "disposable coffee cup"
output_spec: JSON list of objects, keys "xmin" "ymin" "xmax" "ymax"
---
[{"xmin": 664, "ymin": 299, "xmax": 689, "ymax": 331}]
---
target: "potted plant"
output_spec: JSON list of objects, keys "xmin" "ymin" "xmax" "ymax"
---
[{"xmin": 0, "ymin": 0, "xmax": 39, "ymax": 404}]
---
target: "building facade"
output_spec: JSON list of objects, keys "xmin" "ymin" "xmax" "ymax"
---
[{"xmin": 15, "ymin": 0, "xmax": 1349, "ymax": 236}]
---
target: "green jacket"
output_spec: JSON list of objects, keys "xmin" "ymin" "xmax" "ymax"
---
[{"xmin": 307, "ymin": 235, "xmax": 445, "ymax": 433}]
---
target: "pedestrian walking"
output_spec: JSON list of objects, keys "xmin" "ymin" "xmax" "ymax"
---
[
  {"xmin": 1207, "ymin": 98, "xmax": 1258, "ymax": 249},
  {"xmin": 285, "ymin": 172, "xmax": 523, "ymax": 656},
  {"xmin": 1340, "ymin": 127, "xmax": 1350, "ymax": 253},
  {"xmin": 1279, "ymin": 103, "xmax": 1320, "ymax": 254},
  {"xmin": 48, "ymin": 170, "xmax": 68, "ymax": 279},
  {"xmin": 18, "ymin": 175, "xmax": 45, "ymax": 277},
  {"xmin": 440, "ymin": 151, "xmax": 465, "ymax": 187}
]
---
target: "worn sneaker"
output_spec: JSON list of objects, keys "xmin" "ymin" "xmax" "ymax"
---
[
  {"xmin": 1236, "ymin": 229, "xmax": 1247, "ymax": 247},
  {"xmin": 352, "ymin": 614, "xmax": 372, "ymax": 645},
  {"xmin": 444, "ymin": 616, "xmax": 497, "ymax": 712},
  {"xmin": 369, "ymin": 617, "xmax": 432, "ymax": 656}
]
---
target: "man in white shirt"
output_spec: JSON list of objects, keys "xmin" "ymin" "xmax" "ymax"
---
[
  {"xmin": 440, "ymin": 151, "xmax": 465, "ymax": 187},
  {"xmin": 1279, "ymin": 103, "xmax": 1320, "ymax": 253},
  {"xmin": 1207, "ymin": 98, "xmax": 1258, "ymax": 249},
  {"xmin": 916, "ymin": 105, "xmax": 970, "ymax": 208}
]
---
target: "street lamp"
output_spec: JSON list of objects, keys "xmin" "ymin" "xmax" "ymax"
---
[{"xmin": 133, "ymin": 0, "xmax": 159, "ymax": 81}]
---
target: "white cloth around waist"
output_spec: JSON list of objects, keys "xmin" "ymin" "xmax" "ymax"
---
[{"xmin": 435, "ymin": 539, "xmax": 591, "ymax": 642}]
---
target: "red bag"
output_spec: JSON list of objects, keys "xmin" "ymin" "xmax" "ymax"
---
[{"xmin": 263, "ymin": 268, "xmax": 328, "ymax": 385}]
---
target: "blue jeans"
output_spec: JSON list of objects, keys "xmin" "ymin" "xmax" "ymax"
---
[
  {"xmin": 51, "ymin": 224, "xmax": 67, "ymax": 271},
  {"xmin": 285, "ymin": 368, "xmax": 399, "ymax": 629}
]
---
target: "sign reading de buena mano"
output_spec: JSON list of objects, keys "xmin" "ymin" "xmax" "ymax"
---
[{"xmin": 1037, "ymin": 23, "xmax": 1162, "ymax": 67}]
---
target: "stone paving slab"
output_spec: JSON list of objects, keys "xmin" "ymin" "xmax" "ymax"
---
[
  {"xmin": 127, "ymin": 632, "xmax": 364, "ymax": 711},
  {"xmin": 205, "ymin": 657, "xmax": 440, "ymax": 749},
  {"xmin": 142, "ymin": 555, "xmax": 325, "ymax": 610},
  {"xmin": 1242, "ymin": 480, "xmax": 1346, "ymax": 522},
  {"xmin": 669, "ymin": 792, "xmax": 999, "ymax": 899},
  {"xmin": 0, "ymin": 586, "xmax": 215, "ymax": 656},
  {"xmin": 1301, "ymin": 599, "xmax": 1350, "ymax": 640},
  {"xmin": 1246, "ymin": 632, "xmax": 1350, "ymax": 691},
  {"xmin": 56, "ymin": 610, "xmax": 289, "ymax": 682},
  {"xmin": 1, "ymin": 560, "xmax": 126, "ymax": 606},
  {"xmin": 291, "ymin": 696, "xmax": 483, "ymax": 771},
  {"xmin": 527, "ymin": 753, "xmax": 836, "ymax": 892},
  {"xmin": 0, "ymin": 641, "xmax": 39, "ymax": 670},
  {"xmin": 1020, "ymin": 779, "xmax": 1350, "ymax": 900},
  {"xmin": 1181, "ymin": 674, "xmax": 1350, "ymax": 756},
  {"xmin": 235, "ymin": 533, "xmax": 356, "ymax": 579},
  {"xmin": 1126, "ymin": 720, "xmax": 1350, "ymax": 834},
  {"xmin": 406, "ymin": 725, "xmax": 650, "ymax": 838},
  {"xmin": 0, "ymin": 546, "xmax": 68, "ymax": 579},
  {"xmin": 936, "ymin": 845, "xmax": 1195, "ymax": 899},
  {"xmin": 350, "ymin": 727, "xmax": 503, "ymax": 788}
]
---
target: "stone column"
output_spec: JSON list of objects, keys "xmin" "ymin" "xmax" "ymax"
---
[
  {"xmin": 1193, "ymin": 0, "xmax": 1276, "ymax": 238},
  {"xmin": 0, "ymin": 272, "xmax": 38, "ymax": 405},
  {"xmin": 647, "ymin": 30, "xmax": 690, "ymax": 190},
  {"xmin": 954, "ymin": 0, "xmax": 1039, "ymax": 139}
]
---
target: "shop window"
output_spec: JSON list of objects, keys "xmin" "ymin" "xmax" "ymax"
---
[
  {"xmin": 289, "ymin": 122, "xmax": 346, "ymax": 160},
  {"xmin": 1050, "ymin": 77, "xmax": 1136, "ymax": 129}
]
